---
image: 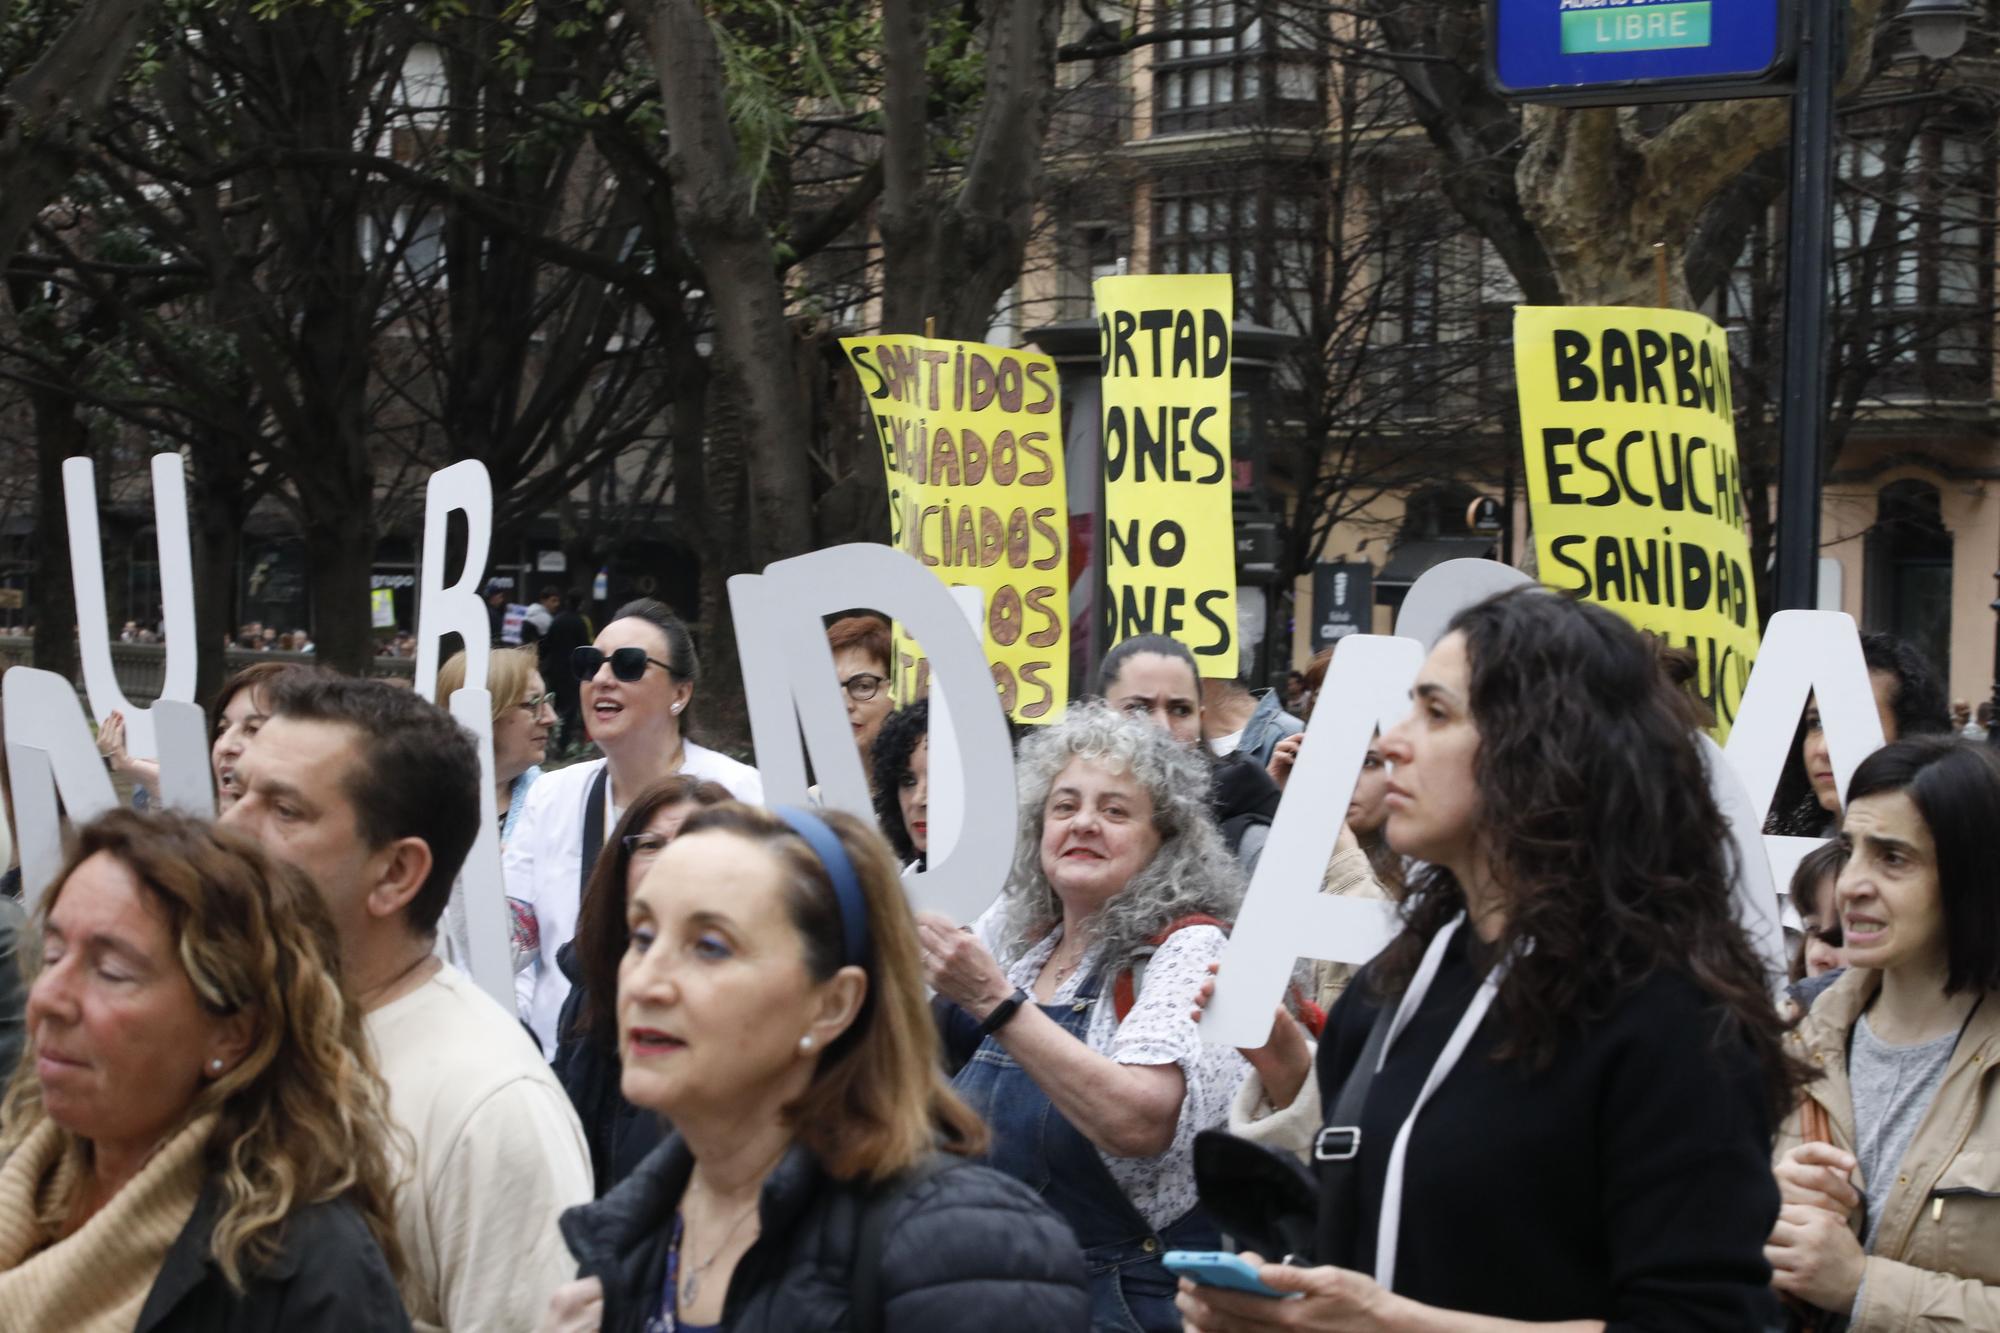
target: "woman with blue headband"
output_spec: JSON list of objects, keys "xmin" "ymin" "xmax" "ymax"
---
[{"xmin": 539, "ymin": 803, "xmax": 1088, "ymax": 1333}]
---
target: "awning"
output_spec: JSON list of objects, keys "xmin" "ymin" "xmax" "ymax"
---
[{"xmin": 1375, "ymin": 536, "xmax": 1498, "ymax": 588}]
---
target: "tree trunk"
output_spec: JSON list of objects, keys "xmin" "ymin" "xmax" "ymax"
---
[
  {"xmin": 877, "ymin": 0, "xmax": 1061, "ymax": 337},
  {"xmin": 689, "ymin": 376, "xmax": 750, "ymax": 752},
  {"xmin": 28, "ymin": 377, "xmax": 82, "ymax": 681},
  {"xmin": 187, "ymin": 462, "xmax": 245, "ymax": 706},
  {"xmin": 0, "ymin": 0, "xmax": 155, "ymax": 269},
  {"xmin": 636, "ymin": 0, "xmax": 814, "ymax": 571},
  {"xmin": 299, "ymin": 504, "xmax": 376, "ymax": 676}
]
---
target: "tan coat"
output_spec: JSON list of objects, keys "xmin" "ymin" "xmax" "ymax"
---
[
  {"xmin": 1775, "ymin": 967, "xmax": 2000, "ymax": 1331},
  {"xmin": 1309, "ymin": 845, "xmax": 1391, "ymax": 1012}
]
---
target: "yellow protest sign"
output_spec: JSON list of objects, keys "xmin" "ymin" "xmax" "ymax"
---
[
  {"xmin": 842, "ymin": 334, "xmax": 1069, "ymax": 722},
  {"xmin": 1096, "ymin": 273, "xmax": 1237, "ymax": 677},
  {"xmin": 1515, "ymin": 305, "xmax": 1758, "ymax": 735}
]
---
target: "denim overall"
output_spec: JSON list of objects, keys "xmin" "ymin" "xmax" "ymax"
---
[{"xmin": 951, "ymin": 970, "xmax": 1219, "ymax": 1333}]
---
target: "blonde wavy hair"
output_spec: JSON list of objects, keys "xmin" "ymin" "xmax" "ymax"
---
[
  {"xmin": 435, "ymin": 643, "xmax": 540, "ymax": 717},
  {"xmin": 0, "ymin": 809, "xmax": 409, "ymax": 1290}
]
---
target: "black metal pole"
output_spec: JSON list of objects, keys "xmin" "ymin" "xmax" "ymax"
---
[{"xmin": 1773, "ymin": 0, "xmax": 1840, "ymax": 611}]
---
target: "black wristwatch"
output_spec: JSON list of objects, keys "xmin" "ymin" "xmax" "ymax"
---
[{"xmin": 975, "ymin": 987, "xmax": 1031, "ymax": 1038}]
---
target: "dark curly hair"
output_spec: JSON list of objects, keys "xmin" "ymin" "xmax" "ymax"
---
[
  {"xmin": 870, "ymin": 699, "xmax": 929, "ymax": 865},
  {"xmin": 1371, "ymin": 590, "xmax": 1807, "ymax": 1119},
  {"xmin": 1844, "ymin": 736, "xmax": 2000, "ymax": 995},
  {"xmin": 1765, "ymin": 632, "xmax": 1954, "ymax": 835}
]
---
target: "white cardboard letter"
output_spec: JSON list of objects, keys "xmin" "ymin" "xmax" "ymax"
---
[
  {"xmin": 441, "ymin": 690, "xmax": 514, "ymax": 1007},
  {"xmin": 152, "ymin": 700, "xmax": 216, "ymax": 815},
  {"xmin": 730, "ymin": 544, "xmax": 1015, "ymax": 923},
  {"xmin": 1201, "ymin": 635, "xmax": 1418, "ymax": 1048},
  {"xmin": 1723, "ymin": 611, "xmax": 1883, "ymax": 900},
  {"xmin": 4, "ymin": 667, "xmax": 118, "ymax": 907},
  {"xmin": 414, "ymin": 461, "xmax": 494, "ymax": 702},
  {"xmin": 65, "ymin": 454, "xmax": 199, "ymax": 758}
]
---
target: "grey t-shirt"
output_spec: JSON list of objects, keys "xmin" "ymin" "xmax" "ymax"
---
[{"xmin": 1850, "ymin": 1012, "xmax": 1958, "ymax": 1250}]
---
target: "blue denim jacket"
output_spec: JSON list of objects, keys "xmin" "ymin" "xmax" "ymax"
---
[{"xmin": 1235, "ymin": 689, "xmax": 1304, "ymax": 770}]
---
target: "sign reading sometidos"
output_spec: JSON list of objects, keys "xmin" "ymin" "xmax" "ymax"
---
[
  {"xmin": 1515, "ymin": 305, "xmax": 1758, "ymax": 736},
  {"xmin": 1095, "ymin": 273, "xmax": 1237, "ymax": 677},
  {"xmin": 844, "ymin": 335, "xmax": 1070, "ymax": 723}
]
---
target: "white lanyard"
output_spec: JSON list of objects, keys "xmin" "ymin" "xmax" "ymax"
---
[{"xmin": 1371, "ymin": 912, "xmax": 1514, "ymax": 1293}]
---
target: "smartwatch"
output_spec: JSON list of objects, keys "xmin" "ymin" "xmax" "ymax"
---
[{"xmin": 975, "ymin": 987, "xmax": 1031, "ymax": 1038}]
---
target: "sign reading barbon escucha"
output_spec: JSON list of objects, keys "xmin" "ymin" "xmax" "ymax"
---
[
  {"xmin": 1095, "ymin": 272, "xmax": 1238, "ymax": 678},
  {"xmin": 1514, "ymin": 305, "xmax": 1759, "ymax": 736},
  {"xmin": 842, "ymin": 334, "xmax": 1070, "ymax": 722}
]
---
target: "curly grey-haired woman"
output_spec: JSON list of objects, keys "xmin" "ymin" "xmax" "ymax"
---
[{"xmin": 919, "ymin": 702, "xmax": 1250, "ymax": 1333}]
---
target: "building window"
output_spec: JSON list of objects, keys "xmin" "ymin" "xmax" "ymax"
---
[
  {"xmin": 1152, "ymin": 1, "xmax": 1322, "ymax": 136},
  {"xmin": 1153, "ymin": 172, "xmax": 1318, "ymax": 332},
  {"xmin": 1835, "ymin": 129, "xmax": 1994, "ymax": 397},
  {"xmin": 1365, "ymin": 170, "xmax": 1517, "ymax": 418},
  {"xmin": 1865, "ymin": 479, "xmax": 1953, "ymax": 679},
  {"xmin": 361, "ymin": 207, "xmax": 446, "ymax": 291}
]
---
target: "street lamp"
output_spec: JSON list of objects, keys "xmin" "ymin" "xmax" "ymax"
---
[{"xmin": 1904, "ymin": 0, "xmax": 1973, "ymax": 60}]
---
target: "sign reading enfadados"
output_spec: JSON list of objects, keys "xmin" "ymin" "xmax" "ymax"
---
[
  {"xmin": 1514, "ymin": 305, "xmax": 1758, "ymax": 735},
  {"xmin": 1095, "ymin": 273, "xmax": 1237, "ymax": 678},
  {"xmin": 842, "ymin": 334, "xmax": 1069, "ymax": 723}
]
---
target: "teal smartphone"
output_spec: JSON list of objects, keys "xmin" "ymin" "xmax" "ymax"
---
[{"xmin": 1161, "ymin": 1250, "xmax": 1296, "ymax": 1300}]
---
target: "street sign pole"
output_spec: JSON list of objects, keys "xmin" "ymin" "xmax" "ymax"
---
[{"xmin": 1773, "ymin": 0, "xmax": 1840, "ymax": 611}]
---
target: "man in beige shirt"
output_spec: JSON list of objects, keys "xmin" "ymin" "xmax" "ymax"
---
[{"xmin": 226, "ymin": 673, "xmax": 591, "ymax": 1332}]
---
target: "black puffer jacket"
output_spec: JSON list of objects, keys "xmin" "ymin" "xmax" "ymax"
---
[
  {"xmin": 561, "ymin": 1135, "xmax": 1091, "ymax": 1333},
  {"xmin": 135, "ymin": 1179, "xmax": 409, "ymax": 1332}
]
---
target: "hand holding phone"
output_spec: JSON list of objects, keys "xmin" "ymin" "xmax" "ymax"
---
[{"xmin": 1162, "ymin": 1250, "xmax": 1299, "ymax": 1301}]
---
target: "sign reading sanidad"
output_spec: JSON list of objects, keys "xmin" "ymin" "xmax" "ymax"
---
[{"xmin": 1514, "ymin": 305, "xmax": 1758, "ymax": 736}]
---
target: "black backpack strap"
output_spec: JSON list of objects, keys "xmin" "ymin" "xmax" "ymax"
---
[
  {"xmin": 578, "ymin": 765, "xmax": 611, "ymax": 897},
  {"xmin": 850, "ymin": 1152, "xmax": 961, "ymax": 1333},
  {"xmin": 1312, "ymin": 1000, "xmax": 1395, "ymax": 1261}
]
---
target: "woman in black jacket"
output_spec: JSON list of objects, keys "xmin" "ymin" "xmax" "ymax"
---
[
  {"xmin": 1184, "ymin": 591, "xmax": 1808, "ymax": 1332},
  {"xmin": 540, "ymin": 803, "xmax": 1089, "ymax": 1332},
  {"xmin": 0, "ymin": 809, "xmax": 407, "ymax": 1333},
  {"xmin": 552, "ymin": 774, "xmax": 731, "ymax": 1194}
]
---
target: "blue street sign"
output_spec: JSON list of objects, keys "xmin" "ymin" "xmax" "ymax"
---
[{"xmin": 1490, "ymin": 0, "xmax": 1795, "ymax": 105}]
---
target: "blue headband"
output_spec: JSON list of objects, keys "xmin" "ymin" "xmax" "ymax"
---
[{"xmin": 772, "ymin": 805, "xmax": 870, "ymax": 970}]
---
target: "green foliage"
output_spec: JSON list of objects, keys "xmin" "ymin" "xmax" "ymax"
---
[{"xmin": 706, "ymin": 0, "xmax": 875, "ymax": 206}]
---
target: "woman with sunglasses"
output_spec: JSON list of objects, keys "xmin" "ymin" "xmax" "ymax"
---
[
  {"xmin": 506, "ymin": 598, "xmax": 764, "ymax": 1054},
  {"xmin": 553, "ymin": 775, "xmax": 731, "ymax": 1194}
]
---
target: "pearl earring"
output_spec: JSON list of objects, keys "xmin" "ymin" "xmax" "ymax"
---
[
  {"xmin": 672, "ymin": 703, "xmax": 683, "ymax": 714},
  {"xmin": 798, "ymin": 1035, "xmax": 815, "ymax": 1054},
  {"xmin": 209, "ymin": 1059, "xmax": 224, "ymax": 1074}
]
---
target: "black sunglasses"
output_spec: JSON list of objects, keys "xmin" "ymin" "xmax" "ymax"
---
[{"xmin": 572, "ymin": 645, "xmax": 675, "ymax": 683}]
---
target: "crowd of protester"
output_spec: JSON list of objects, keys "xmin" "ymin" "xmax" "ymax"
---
[{"xmin": 0, "ymin": 586, "xmax": 1993, "ymax": 1331}]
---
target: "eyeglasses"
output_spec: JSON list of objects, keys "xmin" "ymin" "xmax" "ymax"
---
[
  {"xmin": 841, "ymin": 672, "xmax": 887, "ymax": 703},
  {"xmin": 516, "ymin": 692, "xmax": 554, "ymax": 716},
  {"xmin": 622, "ymin": 832, "xmax": 669, "ymax": 860},
  {"xmin": 573, "ymin": 646, "xmax": 674, "ymax": 683}
]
